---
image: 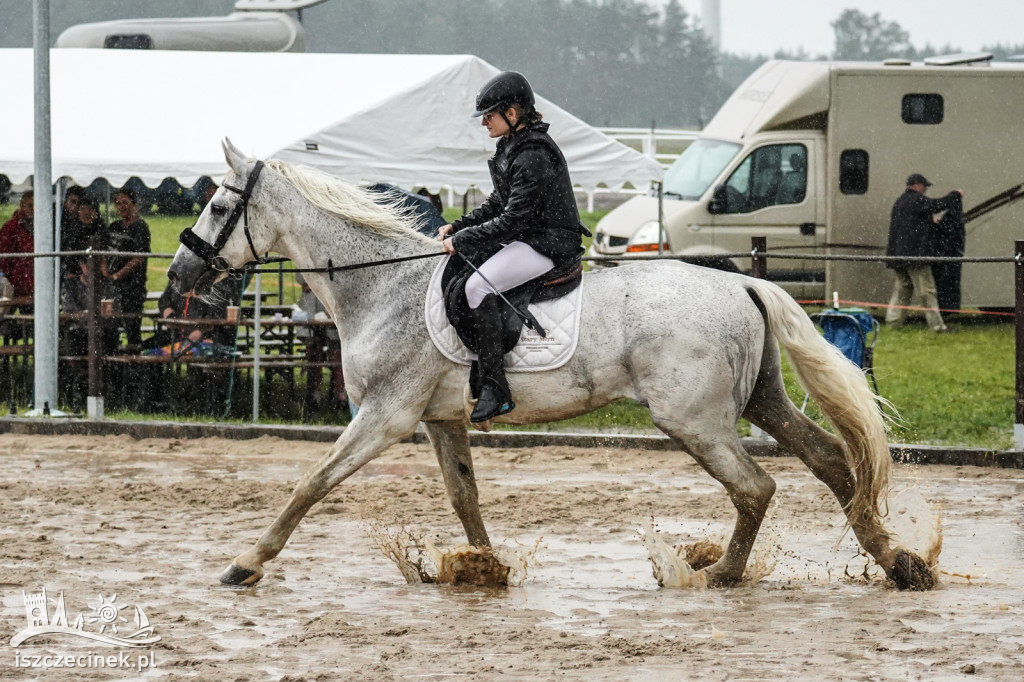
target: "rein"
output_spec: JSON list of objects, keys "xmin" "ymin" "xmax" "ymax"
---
[
  {"xmin": 177, "ymin": 159, "xmax": 543, "ymax": 334},
  {"xmin": 238, "ymin": 251, "xmax": 546, "ymax": 336},
  {"xmin": 233, "ymin": 250, "xmax": 446, "ymax": 280}
]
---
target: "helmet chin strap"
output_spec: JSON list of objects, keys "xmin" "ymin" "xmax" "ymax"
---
[{"xmin": 498, "ymin": 109, "xmax": 526, "ymax": 136}]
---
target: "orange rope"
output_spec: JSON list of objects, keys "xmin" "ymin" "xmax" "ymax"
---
[{"xmin": 796, "ymin": 299, "xmax": 1014, "ymax": 317}]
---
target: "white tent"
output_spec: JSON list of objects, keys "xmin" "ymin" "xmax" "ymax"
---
[{"xmin": 1, "ymin": 48, "xmax": 662, "ymax": 194}]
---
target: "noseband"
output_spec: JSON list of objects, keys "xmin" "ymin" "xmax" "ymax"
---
[{"xmin": 179, "ymin": 160, "xmax": 265, "ymax": 271}]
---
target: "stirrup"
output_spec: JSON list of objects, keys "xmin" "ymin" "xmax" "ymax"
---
[
  {"xmin": 470, "ymin": 399, "xmax": 515, "ymax": 423},
  {"xmin": 470, "ymin": 383, "xmax": 515, "ymax": 423}
]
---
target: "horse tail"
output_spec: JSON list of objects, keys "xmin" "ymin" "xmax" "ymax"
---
[{"xmin": 745, "ymin": 278, "xmax": 891, "ymax": 527}]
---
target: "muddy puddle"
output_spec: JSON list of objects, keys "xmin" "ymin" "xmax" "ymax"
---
[{"xmin": 1, "ymin": 433, "xmax": 1023, "ymax": 679}]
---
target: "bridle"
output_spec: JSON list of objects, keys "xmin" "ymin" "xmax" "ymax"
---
[{"xmin": 179, "ymin": 160, "xmax": 266, "ymax": 272}]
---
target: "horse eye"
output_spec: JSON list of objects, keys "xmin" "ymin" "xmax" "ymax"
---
[{"xmin": 210, "ymin": 204, "xmax": 227, "ymax": 217}]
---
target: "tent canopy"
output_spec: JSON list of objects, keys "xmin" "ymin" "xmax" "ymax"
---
[{"xmin": 1, "ymin": 49, "xmax": 662, "ymax": 194}]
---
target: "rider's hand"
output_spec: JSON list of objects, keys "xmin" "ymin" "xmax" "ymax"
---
[
  {"xmin": 436, "ymin": 224, "xmax": 453, "ymax": 240},
  {"xmin": 442, "ymin": 237, "xmax": 456, "ymax": 255}
]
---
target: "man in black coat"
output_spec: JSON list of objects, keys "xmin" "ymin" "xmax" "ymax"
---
[{"xmin": 884, "ymin": 173, "xmax": 963, "ymax": 332}]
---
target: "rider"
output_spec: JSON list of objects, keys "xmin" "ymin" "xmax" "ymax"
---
[{"xmin": 438, "ymin": 71, "xmax": 587, "ymax": 423}]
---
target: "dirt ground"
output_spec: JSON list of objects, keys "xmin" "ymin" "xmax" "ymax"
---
[{"xmin": 1, "ymin": 432, "xmax": 1023, "ymax": 680}]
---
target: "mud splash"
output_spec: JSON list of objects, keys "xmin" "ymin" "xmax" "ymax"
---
[
  {"xmin": 884, "ymin": 486, "xmax": 943, "ymax": 568},
  {"xmin": 365, "ymin": 519, "xmax": 538, "ymax": 586},
  {"xmin": 638, "ymin": 518, "xmax": 712, "ymax": 585}
]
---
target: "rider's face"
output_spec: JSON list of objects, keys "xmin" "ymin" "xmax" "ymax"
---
[{"xmin": 481, "ymin": 108, "xmax": 516, "ymax": 138}]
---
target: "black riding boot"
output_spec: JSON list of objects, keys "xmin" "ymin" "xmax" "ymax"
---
[{"xmin": 469, "ymin": 294, "xmax": 514, "ymax": 423}]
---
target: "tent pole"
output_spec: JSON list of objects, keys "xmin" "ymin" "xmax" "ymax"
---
[{"xmin": 33, "ymin": 0, "xmax": 58, "ymax": 416}]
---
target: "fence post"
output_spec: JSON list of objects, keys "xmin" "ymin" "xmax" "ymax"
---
[
  {"xmin": 748, "ymin": 236, "xmax": 772, "ymax": 440},
  {"xmin": 1015, "ymin": 240, "xmax": 1023, "ymax": 450},
  {"xmin": 751, "ymin": 236, "xmax": 767, "ymax": 279},
  {"xmin": 85, "ymin": 251, "xmax": 103, "ymax": 419}
]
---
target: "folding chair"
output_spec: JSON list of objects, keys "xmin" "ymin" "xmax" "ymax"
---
[{"xmin": 801, "ymin": 307, "xmax": 880, "ymax": 412}]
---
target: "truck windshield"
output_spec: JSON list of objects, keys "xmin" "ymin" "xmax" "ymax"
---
[{"xmin": 662, "ymin": 138, "xmax": 741, "ymax": 200}]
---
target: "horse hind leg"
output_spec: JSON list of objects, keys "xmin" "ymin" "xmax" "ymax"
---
[
  {"xmin": 423, "ymin": 421, "xmax": 490, "ymax": 547},
  {"xmin": 652, "ymin": 412, "xmax": 776, "ymax": 587},
  {"xmin": 743, "ymin": 351, "xmax": 934, "ymax": 590}
]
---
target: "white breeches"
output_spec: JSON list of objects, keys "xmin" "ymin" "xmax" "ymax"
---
[{"xmin": 465, "ymin": 241, "xmax": 554, "ymax": 309}]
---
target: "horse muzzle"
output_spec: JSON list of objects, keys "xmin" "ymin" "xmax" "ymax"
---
[{"xmin": 168, "ymin": 246, "xmax": 220, "ymax": 296}]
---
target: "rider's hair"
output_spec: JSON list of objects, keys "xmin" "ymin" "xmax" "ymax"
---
[{"xmin": 509, "ymin": 102, "xmax": 543, "ymax": 126}]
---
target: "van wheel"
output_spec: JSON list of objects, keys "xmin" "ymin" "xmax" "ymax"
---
[{"xmin": 686, "ymin": 257, "xmax": 741, "ymax": 274}]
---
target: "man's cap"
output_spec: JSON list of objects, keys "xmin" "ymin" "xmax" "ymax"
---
[{"xmin": 906, "ymin": 173, "xmax": 932, "ymax": 187}]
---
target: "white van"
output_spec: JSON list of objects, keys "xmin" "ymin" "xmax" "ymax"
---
[{"xmin": 590, "ymin": 55, "xmax": 1024, "ymax": 308}]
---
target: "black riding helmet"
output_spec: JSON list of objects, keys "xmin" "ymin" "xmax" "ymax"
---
[{"xmin": 472, "ymin": 72, "xmax": 536, "ymax": 132}]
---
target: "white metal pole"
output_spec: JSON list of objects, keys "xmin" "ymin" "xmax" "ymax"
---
[
  {"xmin": 33, "ymin": 0, "xmax": 58, "ymax": 416},
  {"xmin": 252, "ymin": 275, "xmax": 262, "ymax": 421}
]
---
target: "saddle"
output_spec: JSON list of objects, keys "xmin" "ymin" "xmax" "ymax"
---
[{"xmin": 441, "ymin": 254, "xmax": 583, "ymax": 355}]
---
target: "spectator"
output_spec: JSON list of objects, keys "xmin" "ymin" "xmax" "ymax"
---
[
  {"xmin": 59, "ymin": 185, "xmax": 84, "ymax": 251},
  {"xmin": 0, "ymin": 190, "xmax": 35, "ymax": 297},
  {"xmin": 417, "ymin": 187, "xmax": 444, "ymax": 214},
  {"xmin": 147, "ymin": 278, "xmax": 237, "ymax": 352},
  {"xmin": 138, "ymin": 278, "xmax": 238, "ymax": 414},
  {"xmin": 59, "ymin": 195, "xmax": 108, "ymax": 411},
  {"xmin": 884, "ymin": 173, "xmax": 963, "ymax": 332},
  {"xmin": 99, "ymin": 188, "xmax": 151, "ymax": 349},
  {"xmin": 295, "ymin": 273, "xmax": 347, "ymax": 410},
  {"xmin": 777, "ymin": 152, "xmax": 806, "ymax": 204},
  {"xmin": 200, "ymin": 182, "xmax": 218, "ymax": 210},
  {"xmin": 61, "ymin": 195, "xmax": 106, "ymax": 314}
]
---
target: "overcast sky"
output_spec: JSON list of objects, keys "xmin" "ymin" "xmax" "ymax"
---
[{"xmin": 674, "ymin": 0, "xmax": 1024, "ymax": 56}]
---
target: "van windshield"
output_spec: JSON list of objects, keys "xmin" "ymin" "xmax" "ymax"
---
[{"xmin": 662, "ymin": 138, "xmax": 741, "ymax": 200}]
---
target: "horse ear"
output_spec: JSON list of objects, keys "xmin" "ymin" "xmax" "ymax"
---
[{"xmin": 222, "ymin": 138, "xmax": 247, "ymax": 173}]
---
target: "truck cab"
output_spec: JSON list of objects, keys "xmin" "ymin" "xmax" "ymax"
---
[{"xmin": 590, "ymin": 60, "xmax": 831, "ymax": 299}]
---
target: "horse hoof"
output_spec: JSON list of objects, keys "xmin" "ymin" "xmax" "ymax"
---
[
  {"xmin": 890, "ymin": 550, "xmax": 936, "ymax": 591},
  {"xmin": 219, "ymin": 563, "xmax": 264, "ymax": 586}
]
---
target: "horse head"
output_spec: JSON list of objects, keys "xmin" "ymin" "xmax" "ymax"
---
[{"xmin": 169, "ymin": 138, "xmax": 277, "ymax": 296}]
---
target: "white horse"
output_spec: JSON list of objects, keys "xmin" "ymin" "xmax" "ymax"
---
[{"xmin": 168, "ymin": 139, "xmax": 934, "ymax": 591}]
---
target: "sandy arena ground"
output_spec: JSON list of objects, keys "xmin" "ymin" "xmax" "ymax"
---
[{"xmin": 1, "ymin": 432, "xmax": 1023, "ymax": 680}]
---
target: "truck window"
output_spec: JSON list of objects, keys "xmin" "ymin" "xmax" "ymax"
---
[
  {"xmin": 662, "ymin": 139, "xmax": 740, "ymax": 200},
  {"xmin": 720, "ymin": 144, "xmax": 807, "ymax": 214},
  {"xmin": 902, "ymin": 94, "xmax": 944, "ymax": 124},
  {"xmin": 839, "ymin": 149, "xmax": 869, "ymax": 195}
]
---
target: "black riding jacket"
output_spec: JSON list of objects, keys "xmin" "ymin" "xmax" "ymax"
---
[
  {"xmin": 885, "ymin": 188, "xmax": 959, "ymax": 269},
  {"xmin": 450, "ymin": 122, "xmax": 588, "ymax": 265}
]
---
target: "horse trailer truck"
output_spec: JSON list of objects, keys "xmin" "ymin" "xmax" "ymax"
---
[{"xmin": 590, "ymin": 54, "xmax": 1024, "ymax": 309}]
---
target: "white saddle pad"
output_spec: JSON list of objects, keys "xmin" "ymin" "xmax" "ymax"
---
[{"xmin": 425, "ymin": 256, "xmax": 583, "ymax": 372}]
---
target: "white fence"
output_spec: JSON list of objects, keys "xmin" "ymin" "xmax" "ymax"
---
[
  {"xmin": 596, "ymin": 127, "xmax": 700, "ymax": 169},
  {"xmin": 577, "ymin": 127, "xmax": 700, "ymax": 211}
]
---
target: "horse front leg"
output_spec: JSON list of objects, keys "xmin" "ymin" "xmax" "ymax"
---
[
  {"xmin": 423, "ymin": 420, "xmax": 489, "ymax": 547},
  {"xmin": 220, "ymin": 402, "xmax": 422, "ymax": 586}
]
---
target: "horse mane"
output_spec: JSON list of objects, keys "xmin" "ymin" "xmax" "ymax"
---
[{"xmin": 264, "ymin": 159, "xmax": 436, "ymax": 245}]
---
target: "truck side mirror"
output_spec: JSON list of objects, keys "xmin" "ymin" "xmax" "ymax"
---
[{"xmin": 707, "ymin": 185, "xmax": 728, "ymax": 215}]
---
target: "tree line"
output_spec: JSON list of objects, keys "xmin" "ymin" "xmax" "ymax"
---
[
  {"xmin": 7, "ymin": 1, "xmax": 1024, "ymax": 128},
  {"xmin": 304, "ymin": 1, "xmax": 1024, "ymax": 128}
]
